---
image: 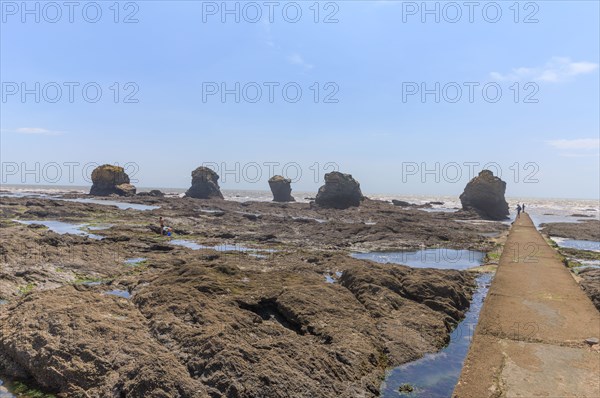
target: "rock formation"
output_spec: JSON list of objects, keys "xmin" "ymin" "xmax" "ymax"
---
[
  {"xmin": 89, "ymin": 164, "xmax": 136, "ymax": 196},
  {"xmin": 315, "ymin": 172, "xmax": 364, "ymax": 209},
  {"xmin": 579, "ymin": 268, "xmax": 600, "ymax": 311},
  {"xmin": 459, "ymin": 170, "xmax": 509, "ymax": 220},
  {"xmin": 185, "ymin": 167, "xmax": 224, "ymax": 199},
  {"xmin": 138, "ymin": 189, "xmax": 165, "ymax": 197},
  {"xmin": 268, "ymin": 175, "xmax": 295, "ymax": 202}
]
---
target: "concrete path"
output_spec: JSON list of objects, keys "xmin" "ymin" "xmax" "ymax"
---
[{"xmin": 454, "ymin": 213, "xmax": 600, "ymax": 397}]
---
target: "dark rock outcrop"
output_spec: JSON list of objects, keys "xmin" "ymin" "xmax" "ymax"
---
[
  {"xmin": 392, "ymin": 200, "xmax": 411, "ymax": 207},
  {"xmin": 89, "ymin": 165, "xmax": 136, "ymax": 197},
  {"xmin": 579, "ymin": 268, "xmax": 600, "ymax": 311},
  {"xmin": 315, "ymin": 172, "xmax": 363, "ymax": 209},
  {"xmin": 138, "ymin": 189, "xmax": 165, "ymax": 197},
  {"xmin": 459, "ymin": 170, "xmax": 509, "ymax": 220},
  {"xmin": 268, "ymin": 175, "xmax": 295, "ymax": 202},
  {"xmin": 540, "ymin": 220, "xmax": 600, "ymax": 241},
  {"xmin": 0, "ymin": 287, "xmax": 206, "ymax": 397},
  {"xmin": 185, "ymin": 167, "xmax": 224, "ymax": 199}
]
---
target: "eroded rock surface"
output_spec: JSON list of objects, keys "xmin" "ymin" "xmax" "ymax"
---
[
  {"xmin": 0, "ymin": 253, "xmax": 474, "ymax": 397},
  {"xmin": 579, "ymin": 268, "xmax": 600, "ymax": 311},
  {"xmin": 268, "ymin": 175, "xmax": 295, "ymax": 202},
  {"xmin": 459, "ymin": 170, "xmax": 509, "ymax": 220},
  {"xmin": 0, "ymin": 193, "xmax": 505, "ymax": 397},
  {"xmin": 541, "ymin": 220, "xmax": 600, "ymax": 241},
  {"xmin": 315, "ymin": 172, "xmax": 363, "ymax": 209},
  {"xmin": 185, "ymin": 167, "xmax": 224, "ymax": 199},
  {"xmin": 89, "ymin": 164, "xmax": 136, "ymax": 197}
]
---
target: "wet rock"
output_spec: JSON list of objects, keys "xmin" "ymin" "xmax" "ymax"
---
[
  {"xmin": 0, "ymin": 287, "xmax": 206, "ymax": 397},
  {"xmin": 185, "ymin": 167, "xmax": 224, "ymax": 199},
  {"xmin": 89, "ymin": 164, "xmax": 136, "ymax": 197},
  {"xmin": 115, "ymin": 183, "xmax": 136, "ymax": 197},
  {"xmin": 268, "ymin": 175, "xmax": 295, "ymax": 202},
  {"xmin": 459, "ymin": 170, "xmax": 509, "ymax": 220},
  {"xmin": 315, "ymin": 172, "xmax": 364, "ymax": 209},
  {"xmin": 540, "ymin": 220, "xmax": 600, "ymax": 241},
  {"xmin": 138, "ymin": 189, "xmax": 165, "ymax": 197},
  {"xmin": 579, "ymin": 268, "xmax": 600, "ymax": 311},
  {"xmin": 392, "ymin": 200, "xmax": 411, "ymax": 207},
  {"xmin": 399, "ymin": 383, "xmax": 414, "ymax": 393}
]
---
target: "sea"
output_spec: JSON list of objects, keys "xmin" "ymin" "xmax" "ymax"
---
[{"xmin": 1, "ymin": 184, "xmax": 598, "ymax": 227}]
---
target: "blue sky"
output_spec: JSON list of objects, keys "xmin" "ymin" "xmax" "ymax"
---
[{"xmin": 1, "ymin": 0, "xmax": 599, "ymax": 198}]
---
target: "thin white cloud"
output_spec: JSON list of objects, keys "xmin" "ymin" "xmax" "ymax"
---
[
  {"xmin": 15, "ymin": 127, "xmax": 64, "ymax": 136},
  {"xmin": 288, "ymin": 53, "xmax": 314, "ymax": 70},
  {"xmin": 546, "ymin": 138, "xmax": 600, "ymax": 150},
  {"xmin": 491, "ymin": 57, "xmax": 598, "ymax": 82}
]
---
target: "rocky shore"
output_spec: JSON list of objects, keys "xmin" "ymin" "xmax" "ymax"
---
[
  {"xmin": 540, "ymin": 219, "xmax": 600, "ymax": 241},
  {"xmin": 0, "ymin": 191, "xmax": 509, "ymax": 397}
]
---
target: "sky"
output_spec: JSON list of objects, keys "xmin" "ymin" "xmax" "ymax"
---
[{"xmin": 1, "ymin": 0, "xmax": 599, "ymax": 199}]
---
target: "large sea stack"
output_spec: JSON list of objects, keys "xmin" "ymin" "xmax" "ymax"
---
[
  {"xmin": 89, "ymin": 164, "xmax": 136, "ymax": 196},
  {"xmin": 315, "ymin": 172, "xmax": 364, "ymax": 209},
  {"xmin": 185, "ymin": 166, "xmax": 224, "ymax": 199},
  {"xmin": 268, "ymin": 175, "xmax": 295, "ymax": 202},
  {"xmin": 459, "ymin": 170, "xmax": 509, "ymax": 220}
]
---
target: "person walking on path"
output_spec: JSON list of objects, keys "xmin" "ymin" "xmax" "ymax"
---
[
  {"xmin": 516, "ymin": 204, "xmax": 522, "ymax": 218},
  {"xmin": 522, "ymin": 203, "xmax": 526, "ymax": 213}
]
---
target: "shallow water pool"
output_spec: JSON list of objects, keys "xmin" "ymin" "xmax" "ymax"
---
[
  {"xmin": 63, "ymin": 198, "xmax": 159, "ymax": 211},
  {"xmin": 380, "ymin": 273, "xmax": 492, "ymax": 397},
  {"xmin": 552, "ymin": 237, "xmax": 600, "ymax": 252},
  {"xmin": 170, "ymin": 239, "xmax": 277, "ymax": 254},
  {"xmin": 14, "ymin": 220, "xmax": 104, "ymax": 240},
  {"xmin": 104, "ymin": 289, "xmax": 132, "ymax": 299},
  {"xmin": 124, "ymin": 257, "xmax": 146, "ymax": 265},
  {"xmin": 351, "ymin": 249, "xmax": 485, "ymax": 270}
]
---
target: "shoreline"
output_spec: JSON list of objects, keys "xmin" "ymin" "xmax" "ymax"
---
[{"xmin": 0, "ymin": 192, "xmax": 597, "ymax": 397}]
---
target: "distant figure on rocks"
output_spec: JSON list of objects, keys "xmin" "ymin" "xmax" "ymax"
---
[
  {"xmin": 516, "ymin": 204, "xmax": 522, "ymax": 218},
  {"xmin": 159, "ymin": 217, "xmax": 165, "ymax": 235},
  {"xmin": 522, "ymin": 203, "xmax": 526, "ymax": 213}
]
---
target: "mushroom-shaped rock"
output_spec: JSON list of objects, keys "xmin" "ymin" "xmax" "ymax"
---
[
  {"xmin": 459, "ymin": 170, "xmax": 509, "ymax": 220},
  {"xmin": 315, "ymin": 172, "xmax": 364, "ymax": 209},
  {"xmin": 89, "ymin": 165, "xmax": 136, "ymax": 196},
  {"xmin": 185, "ymin": 167, "xmax": 224, "ymax": 199},
  {"xmin": 268, "ymin": 175, "xmax": 295, "ymax": 202}
]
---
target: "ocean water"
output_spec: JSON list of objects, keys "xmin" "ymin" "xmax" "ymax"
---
[{"xmin": 1, "ymin": 185, "xmax": 597, "ymax": 226}]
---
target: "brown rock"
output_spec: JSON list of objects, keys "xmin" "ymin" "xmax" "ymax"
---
[
  {"xmin": 315, "ymin": 172, "xmax": 364, "ymax": 209},
  {"xmin": 459, "ymin": 170, "xmax": 509, "ymax": 220},
  {"xmin": 89, "ymin": 165, "xmax": 136, "ymax": 196},
  {"xmin": 185, "ymin": 167, "xmax": 224, "ymax": 199},
  {"xmin": 268, "ymin": 175, "xmax": 295, "ymax": 202}
]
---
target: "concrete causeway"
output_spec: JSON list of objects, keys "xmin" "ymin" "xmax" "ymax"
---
[{"xmin": 453, "ymin": 213, "xmax": 600, "ymax": 397}]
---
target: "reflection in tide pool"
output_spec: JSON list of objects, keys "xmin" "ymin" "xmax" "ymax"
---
[
  {"xmin": 104, "ymin": 289, "xmax": 132, "ymax": 299},
  {"xmin": 62, "ymin": 198, "xmax": 159, "ymax": 211},
  {"xmin": 170, "ymin": 239, "xmax": 277, "ymax": 254},
  {"xmin": 125, "ymin": 257, "xmax": 146, "ymax": 265},
  {"xmin": 552, "ymin": 237, "xmax": 600, "ymax": 252},
  {"xmin": 14, "ymin": 220, "xmax": 104, "ymax": 240},
  {"xmin": 352, "ymin": 249, "xmax": 484, "ymax": 270},
  {"xmin": 381, "ymin": 273, "xmax": 492, "ymax": 397}
]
